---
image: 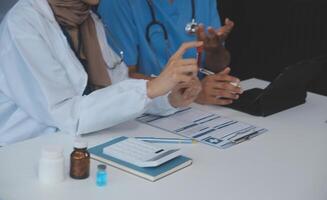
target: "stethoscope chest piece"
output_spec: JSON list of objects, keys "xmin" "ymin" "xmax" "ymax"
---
[
  {"xmin": 146, "ymin": 0, "xmax": 198, "ymax": 35},
  {"xmin": 185, "ymin": 19, "xmax": 198, "ymax": 34}
]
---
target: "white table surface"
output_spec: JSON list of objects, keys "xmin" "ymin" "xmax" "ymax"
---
[{"xmin": 1, "ymin": 78, "xmax": 327, "ymax": 200}]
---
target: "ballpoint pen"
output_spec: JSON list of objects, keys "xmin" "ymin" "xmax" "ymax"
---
[
  {"xmin": 196, "ymin": 44, "xmax": 240, "ymax": 88},
  {"xmin": 231, "ymin": 132, "xmax": 260, "ymax": 144},
  {"xmin": 218, "ymin": 129, "xmax": 265, "ymax": 148},
  {"xmin": 197, "ymin": 46, "xmax": 203, "ymax": 67},
  {"xmin": 231, "ymin": 129, "xmax": 264, "ymax": 144},
  {"xmin": 198, "ymin": 68, "xmax": 240, "ymax": 87},
  {"xmin": 221, "ymin": 126, "xmax": 256, "ymax": 141},
  {"xmin": 135, "ymin": 137, "xmax": 197, "ymax": 144},
  {"xmin": 199, "ymin": 68, "xmax": 215, "ymax": 76}
]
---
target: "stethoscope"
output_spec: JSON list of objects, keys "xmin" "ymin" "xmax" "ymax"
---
[{"xmin": 145, "ymin": 0, "xmax": 198, "ymax": 44}]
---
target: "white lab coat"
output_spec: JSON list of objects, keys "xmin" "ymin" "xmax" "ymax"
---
[{"xmin": 0, "ymin": 0, "xmax": 177, "ymax": 146}]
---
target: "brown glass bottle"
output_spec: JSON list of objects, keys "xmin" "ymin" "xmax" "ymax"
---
[{"xmin": 70, "ymin": 141, "xmax": 90, "ymax": 179}]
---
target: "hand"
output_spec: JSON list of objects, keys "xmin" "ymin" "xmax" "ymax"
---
[
  {"xmin": 195, "ymin": 68, "xmax": 242, "ymax": 105},
  {"xmin": 216, "ymin": 18, "xmax": 234, "ymax": 41},
  {"xmin": 147, "ymin": 41, "xmax": 203, "ymax": 99},
  {"xmin": 168, "ymin": 77, "xmax": 202, "ymax": 108},
  {"xmin": 197, "ymin": 18, "xmax": 234, "ymax": 50},
  {"xmin": 196, "ymin": 18, "xmax": 234, "ymax": 73}
]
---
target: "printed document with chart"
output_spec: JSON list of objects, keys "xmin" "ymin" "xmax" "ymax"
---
[{"xmin": 137, "ymin": 107, "xmax": 267, "ymax": 149}]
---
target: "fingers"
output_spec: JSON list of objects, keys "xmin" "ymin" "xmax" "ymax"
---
[
  {"xmin": 209, "ymin": 68, "xmax": 239, "ymax": 83},
  {"xmin": 172, "ymin": 41, "xmax": 203, "ymax": 59},
  {"xmin": 196, "ymin": 19, "xmax": 234, "ymax": 52},
  {"xmin": 201, "ymin": 92, "xmax": 237, "ymax": 105},
  {"xmin": 219, "ymin": 67, "xmax": 231, "ymax": 75},
  {"xmin": 196, "ymin": 72, "xmax": 242, "ymax": 105},
  {"xmin": 176, "ymin": 64, "xmax": 198, "ymax": 80},
  {"xmin": 168, "ymin": 58, "xmax": 198, "ymax": 79},
  {"xmin": 181, "ymin": 79, "xmax": 202, "ymax": 100},
  {"xmin": 207, "ymin": 27, "xmax": 221, "ymax": 46},
  {"xmin": 178, "ymin": 58, "xmax": 197, "ymax": 66},
  {"xmin": 169, "ymin": 77, "xmax": 202, "ymax": 108},
  {"xmin": 215, "ymin": 98, "xmax": 234, "ymax": 105},
  {"xmin": 216, "ymin": 18, "xmax": 235, "ymax": 40},
  {"xmin": 211, "ymin": 81, "xmax": 241, "ymax": 94},
  {"xmin": 196, "ymin": 24, "xmax": 206, "ymax": 41},
  {"xmin": 164, "ymin": 50, "xmax": 200, "ymax": 88},
  {"xmin": 207, "ymin": 27, "xmax": 218, "ymax": 38},
  {"xmin": 217, "ymin": 23, "xmax": 232, "ymax": 36},
  {"xmin": 200, "ymin": 95, "xmax": 234, "ymax": 105},
  {"xmin": 202, "ymin": 69, "xmax": 240, "ymax": 90},
  {"xmin": 213, "ymin": 73, "xmax": 240, "ymax": 84},
  {"xmin": 201, "ymin": 26, "xmax": 225, "ymax": 52},
  {"xmin": 210, "ymin": 88, "xmax": 240, "ymax": 99},
  {"xmin": 225, "ymin": 18, "xmax": 235, "ymax": 29},
  {"xmin": 221, "ymin": 18, "xmax": 234, "ymax": 32},
  {"xmin": 213, "ymin": 77, "xmax": 242, "ymax": 94},
  {"xmin": 196, "ymin": 94, "xmax": 234, "ymax": 105},
  {"xmin": 204, "ymin": 81, "xmax": 240, "ymax": 99},
  {"xmin": 183, "ymin": 87, "xmax": 201, "ymax": 100},
  {"xmin": 175, "ymin": 59, "xmax": 198, "ymax": 73}
]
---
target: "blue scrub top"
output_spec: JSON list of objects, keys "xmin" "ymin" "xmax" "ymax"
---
[{"xmin": 98, "ymin": 0, "xmax": 221, "ymax": 76}]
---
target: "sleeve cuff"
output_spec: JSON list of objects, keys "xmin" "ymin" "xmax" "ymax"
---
[{"xmin": 145, "ymin": 91, "xmax": 179, "ymax": 116}]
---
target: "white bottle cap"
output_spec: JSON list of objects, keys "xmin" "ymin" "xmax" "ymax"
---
[
  {"xmin": 41, "ymin": 146, "xmax": 63, "ymax": 159},
  {"xmin": 74, "ymin": 140, "xmax": 88, "ymax": 149}
]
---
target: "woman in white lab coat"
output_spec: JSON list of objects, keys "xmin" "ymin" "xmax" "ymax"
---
[{"xmin": 0, "ymin": 0, "xmax": 202, "ymax": 145}]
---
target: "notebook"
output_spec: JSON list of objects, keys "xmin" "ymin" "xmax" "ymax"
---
[{"xmin": 88, "ymin": 136, "xmax": 192, "ymax": 182}]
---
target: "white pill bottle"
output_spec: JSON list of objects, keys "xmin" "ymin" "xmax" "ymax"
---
[{"xmin": 38, "ymin": 146, "xmax": 65, "ymax": 184}]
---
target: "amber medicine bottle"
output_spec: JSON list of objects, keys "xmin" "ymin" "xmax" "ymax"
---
[{"xmin": 70, "ymin": 141, "xmax": 90, "ymax": 179}]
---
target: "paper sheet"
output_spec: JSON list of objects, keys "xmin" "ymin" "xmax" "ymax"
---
[{"xmin": 137, "ymin": 107, "xmax": 267, "ymax": 149}]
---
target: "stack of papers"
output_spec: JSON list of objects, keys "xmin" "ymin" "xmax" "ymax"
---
[{"xmin": 137, "ymin": 107, "xmax": 267, "ymax": 149}]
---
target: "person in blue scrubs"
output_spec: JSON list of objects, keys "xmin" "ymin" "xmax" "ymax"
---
[{"xmin": 98, "ymin": 0, "xmax": 242, "ymax": 105}]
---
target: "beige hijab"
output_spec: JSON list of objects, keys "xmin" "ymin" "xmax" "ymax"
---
[{"xmin": 48, "ymin": 0, "xmax": 111, "ymax": 89}]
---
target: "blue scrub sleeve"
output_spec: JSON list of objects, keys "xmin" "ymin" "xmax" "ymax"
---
[
  {"xmin": 208, "ymin": 0, "xmax": 221, "ymax": 29},
  {"xmin": 97, "ymin": 0, "xmax": 138, "ymax": 66}
]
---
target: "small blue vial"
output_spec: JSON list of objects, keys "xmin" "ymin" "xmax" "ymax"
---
[{"xmin": 96, "ymin": 164, "xmax": 107, "ymax": 187}]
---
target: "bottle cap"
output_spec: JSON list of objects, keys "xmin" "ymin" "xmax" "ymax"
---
[
  {"xmin": 74, "ymin": 140, "xmax": 88, "ymax": 149},
  {"xmin": 41, "ymin": 146, "xmax": 63, "ymax": 159},
  {"xmin": 97, "ymin": 164, "xmax": 106, "ymax": 170}
]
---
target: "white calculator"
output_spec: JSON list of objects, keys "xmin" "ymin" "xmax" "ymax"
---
[{"xmin": 103, "ymin": 137, "xmax": 181, "ymax": 167}]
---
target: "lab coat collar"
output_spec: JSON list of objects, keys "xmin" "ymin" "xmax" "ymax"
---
[
  {"xmin": 30, "ymin": 0, "xmax": 57, "ymax": 23},
  {"xmin": 25, "ymin": 0, "xmax": 88, "ymax": 95},
  {"xmin": 30, "ymin": 0, "xmax": 96, "ymax": 25}
]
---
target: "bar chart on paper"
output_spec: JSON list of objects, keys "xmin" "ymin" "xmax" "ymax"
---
[{"xmin": 137, "ymin": 107, "xmax": 267, "ymax": 149}]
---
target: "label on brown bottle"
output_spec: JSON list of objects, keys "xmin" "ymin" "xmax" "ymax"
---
[{"xmin": 70, "ymin": 157, "xmax": 90, "ymax": 179}]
